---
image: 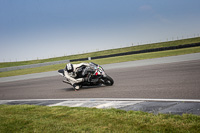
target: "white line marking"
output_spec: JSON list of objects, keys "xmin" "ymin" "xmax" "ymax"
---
[{"xmin": 1, "ymin": 98, "xmax": 200, "ymax": 102}]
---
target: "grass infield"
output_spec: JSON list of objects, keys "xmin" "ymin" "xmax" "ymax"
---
[{"xmin": 0, "ymin": 105, "xmax": 200, "ymax": 132}]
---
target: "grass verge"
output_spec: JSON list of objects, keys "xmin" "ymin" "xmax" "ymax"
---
[
  {"xmin": 0, "ymin": 105, "xmax": 200, "ymax": 132},
  {"xmin": 1, "ymin": 37, "xmax": 200, "ymax": 68},
  {"xmin": 0, "ymin": 46, "xmax": 200, "ymax": 77}
]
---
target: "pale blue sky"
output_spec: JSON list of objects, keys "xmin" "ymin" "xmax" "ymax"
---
[{"xmin": 0, "ymin": 0, "xmax": 200, "ymax": 62}]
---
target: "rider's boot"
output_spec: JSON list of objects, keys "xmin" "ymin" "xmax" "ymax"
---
[{"xmin": 73, "ymin": 83, "xmax": 80, "ymax": 91}]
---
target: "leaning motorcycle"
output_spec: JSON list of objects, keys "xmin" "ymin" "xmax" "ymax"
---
[{"xmin": 58, "ymin": 62, "xmax": 114, "ymax": 90}]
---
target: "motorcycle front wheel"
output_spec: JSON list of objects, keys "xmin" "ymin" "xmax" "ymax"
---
[{"xmin": 103, "ymin": 75, "xmax": 114, "ymax": 86}]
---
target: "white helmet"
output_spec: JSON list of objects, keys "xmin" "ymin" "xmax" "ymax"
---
[{"xmin": 65, "ymin": 63, "xmax": 73, "ymax": 72}]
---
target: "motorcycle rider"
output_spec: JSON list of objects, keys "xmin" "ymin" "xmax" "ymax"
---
[{"xmin": 64, "ymin": 62, "xmax": 91, "ymax": 90}]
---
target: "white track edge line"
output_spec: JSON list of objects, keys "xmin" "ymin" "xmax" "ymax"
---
[{"xmin": 1, "ymin": 98, "xmax": 200, "ymax": 102}]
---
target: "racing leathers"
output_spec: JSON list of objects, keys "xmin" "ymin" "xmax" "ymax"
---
[{"xmin": 64, "ymin": 63, "xmax": 90, "ymax": 89}]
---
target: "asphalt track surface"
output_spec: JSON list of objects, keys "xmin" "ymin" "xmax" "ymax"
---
[
  {"xmin": 1, "ymin": 54, "xmax": 200, "ymax": 115},
  {"xmin": 0, "ymin": 54, "xmax": 200, "ymax": 100}
]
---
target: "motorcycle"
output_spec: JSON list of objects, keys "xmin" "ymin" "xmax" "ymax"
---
[{"xmin": 58, "ymin": 62, "xmax": 114, "ymax": 90}]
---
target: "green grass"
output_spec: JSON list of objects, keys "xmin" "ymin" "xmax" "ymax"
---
[
  {"xmin": 1, "ymin": 46, "xmax": 200, "ymax": 77},
  {"xmin": 1, "ymin": 37, "xmax": 200, "ymax": 68},
  {"xmin": 0, "ymin": 105, "xmax": 199, "ymax": 132}
]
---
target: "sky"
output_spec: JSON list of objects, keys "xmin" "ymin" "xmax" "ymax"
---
[{"xmin": 0, "ymin": 0, "xmax": 200, "ymax": 62}]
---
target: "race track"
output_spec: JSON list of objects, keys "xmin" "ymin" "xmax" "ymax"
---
[{"xmin": 0, "ymin": 57, "xmax": 200, "ymax": 100}]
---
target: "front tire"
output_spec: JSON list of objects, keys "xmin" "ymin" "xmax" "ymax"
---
[{"xmin": 103, "ymin": 75, "xmax": 114, "ymax": 86}]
